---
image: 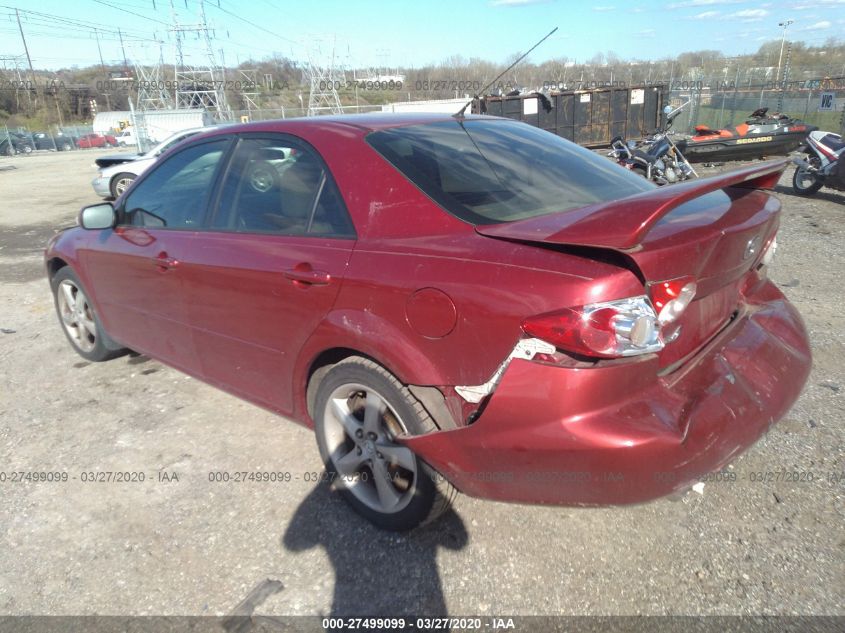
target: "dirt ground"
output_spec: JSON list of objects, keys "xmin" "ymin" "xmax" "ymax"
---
[{"xmin": 0, "ymin": 148, "xmax": 842, "ymax": 619}]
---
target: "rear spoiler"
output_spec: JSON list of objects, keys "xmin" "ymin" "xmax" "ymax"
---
[{"xmin": 476, "ymin": 159, "xmax": 788, "ymax": 251}]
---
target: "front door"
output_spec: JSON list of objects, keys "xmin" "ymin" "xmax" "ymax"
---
[{"xmin": 82, "ymin": 138, "xmax": 231, "ymax": 374}]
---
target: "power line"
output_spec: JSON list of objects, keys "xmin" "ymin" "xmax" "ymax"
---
[
  {"xmin": 89, "ymin": 0, "xmax": 170, "ymax": 25},
  {"xmin": 205, "ymin": 0, "xmax": 301, "ymax": 46}
]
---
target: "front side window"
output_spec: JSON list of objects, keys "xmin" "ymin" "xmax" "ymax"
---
[
  {"xmin": 210, "ymin": 137, "xmax": 354, "ymax": 237},
  {"xmin": 366, "ymin": 119, "xmax": 655, "ymax": 225},
  {"xmin": 122, "ymin": 139, "xmax": 229, "ymax": 229}
]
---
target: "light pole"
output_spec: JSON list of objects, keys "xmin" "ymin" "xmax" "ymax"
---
[{"xmin": 776, "ymin": 20, "xmax": 794, "ymax": 87}]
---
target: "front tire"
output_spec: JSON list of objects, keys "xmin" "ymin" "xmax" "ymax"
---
[
  {"xmin": 313, "ymin": 357, "xmax": 456, "ymax": 531},
  {"xmin": 51, "ymin": 267, "xmax": 125, "ymax": 362},
  {"xmin": 792, "ymin": 163, "xmax": 823, "ymax": 196},
  {"xmin": 110, "ymin": 172, "xmax": 135, "ymax": 198}
]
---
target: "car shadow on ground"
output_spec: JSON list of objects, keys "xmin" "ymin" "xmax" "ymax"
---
[
  {"xmin": 282, "ymin": 481, "xmax": 468, "ymax": 617},
  {"xmin": 774, "ymin": 183, "xmax": 844, "ymax": 204}
]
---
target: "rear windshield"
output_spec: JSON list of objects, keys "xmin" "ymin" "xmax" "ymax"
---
[{"xmin": 366, "ymin": 119, "xmax": 654, "ymax": 225}]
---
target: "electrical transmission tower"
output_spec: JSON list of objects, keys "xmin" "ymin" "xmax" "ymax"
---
[
  {"xmin": 305, "ymin": 39, "xmax": 344, "ymax": 116},
  {"xmin": 169, "ymin": 0, "xmax": 231, "ymax": 121},
  {"xmin": 132, "ymin": 42, "xmax": 173, "ymax": 111}
]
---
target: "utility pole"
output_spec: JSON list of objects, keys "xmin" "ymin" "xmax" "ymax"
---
[
  {"xmin": 118, "ymin": 28, "xmax": 128, "ymax": 69},
  {"xmin": 94, "ymin": 29, "xmax": 105, "ymax": 70},
  {"xmin": 14, "ymin": 9, "xmax": 38, "ymax": 108}
]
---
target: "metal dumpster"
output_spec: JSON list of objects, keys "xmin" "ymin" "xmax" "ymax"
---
[{"xmin": 475, "ymin": 84, "xmax": 669, "ymax": 148}]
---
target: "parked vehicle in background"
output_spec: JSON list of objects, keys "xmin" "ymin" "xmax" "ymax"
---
[
  {"xmin": 608, "ymin": 104, "xmax": 696, "ymax": 185},
  {"xmin": 116, "ymin": 129, "xmax": 137, "ymax": 146},
  {"xmin": 680, "ymin": 108, "xmax": 816, "ymax": 164},
  {"xmin": 792, "ymin": 130, "xmax": 845, "ymax": 197},
  {"xmin": 50, "ymin": 114, "xmax": 811, "ymax": 531},
  {"xmin": 32, "ymin": 132, "xmax": 58, "ymax": 151},
  {"xmin": 77, "ymin": 133, "xmax": 117, "ymax": 149},
  {"xmin": 1, "ymin": 132, "xmax": 35, "ymax": 155},
  {"xmin": 92, "ymin": 125, "xmax": 217, "ymax": 197}
]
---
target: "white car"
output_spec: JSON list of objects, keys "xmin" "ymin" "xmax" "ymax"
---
[{"xmin": 91, "ymin": 126, "xmax": 217, "ymax": 198}]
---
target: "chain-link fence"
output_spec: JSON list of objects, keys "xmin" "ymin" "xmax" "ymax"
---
[
  {"xmin": 668, "ymin": 77, "xmax": 845, "ymax": 136},
  {"xmin": 1, "ymin": 123, "xmax": 95, "ymax": 155}
]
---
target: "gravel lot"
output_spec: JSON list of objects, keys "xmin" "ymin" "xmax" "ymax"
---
[{"xmin": 0, "ymin": 148, "xmax": 842, "ymax": 619}]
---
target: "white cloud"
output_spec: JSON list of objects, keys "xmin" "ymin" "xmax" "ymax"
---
[
  {"xmin": 803, "ymin": 20, "xmax": 833, "ymax": 29},
  {"xmin": 690, "ymin": 10, "xmax": 720, "ymax": 18},
  {"xmin": 731, "ymin": 8, "xmax": 769, "ymax": 18},
  {"xmin": 668, "ymin": 0, "xmax": 741, "ymax": 8},
  {"xmin": 489, "ymin": 0, "xmax": 549, "ymax": 6},
  {"xmin": 634, "ymin": 29, "xmax": 657, "ymax": 38}
]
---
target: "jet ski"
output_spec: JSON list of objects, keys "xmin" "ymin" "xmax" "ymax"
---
[{"xmin": 677, "ymin": 108, "xmax": 817, "ymax": 163}]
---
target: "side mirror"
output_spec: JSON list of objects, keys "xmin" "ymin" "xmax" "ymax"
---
[{"xmin": 78, "ymin": 202, "xmax": 116, "ymax": 230}]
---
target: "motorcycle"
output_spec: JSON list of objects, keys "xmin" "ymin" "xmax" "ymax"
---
[
  {"xmin": 608, "ymin": 104, "xmax": 697, "ymax": 185},
  {"xmin": 792, "ymin": 130, "xmax": 845, "ymax": 196}
]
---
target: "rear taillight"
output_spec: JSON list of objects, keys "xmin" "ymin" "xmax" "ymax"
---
[
  {"xmin": 648, "ymin": 276, "xmax": 697, "ymax": 325},
  {"xmin": 522, "ymin": 296, "xmax": 663, "ymax": 358},
  {"xmin": 522, "ymin": 279, "xmax": 698, "ymax": 359}
]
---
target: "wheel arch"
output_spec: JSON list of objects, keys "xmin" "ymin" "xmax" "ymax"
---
[
  {"xmin": 46, "ymin": 256, "xmax": 69, "ymax": 280},
  {"xmin": 296, "ymin": 311, "xmax": 456, "ymax": 430}
]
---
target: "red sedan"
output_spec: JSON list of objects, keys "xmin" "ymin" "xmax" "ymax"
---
[
  {"xmin": 76, "ymin": 133, "xmax": 117, "ymax": 148},
  {"xmin": 45, "ymin": 114, "xmax": 810, "ymax": 530}
]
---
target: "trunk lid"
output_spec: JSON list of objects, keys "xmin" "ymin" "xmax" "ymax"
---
[{"xmin": 476, "ymin": 160, "xmax": 787, "ymax": 367}]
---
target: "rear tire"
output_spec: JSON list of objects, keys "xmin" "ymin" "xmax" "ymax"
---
[
  {"xmin": 792, "ymin": 163, "xmax": 823, "ymax": 196},
  {"xmin": 313, "ymin": 356, "xmax": 456, "ymax": 531}
]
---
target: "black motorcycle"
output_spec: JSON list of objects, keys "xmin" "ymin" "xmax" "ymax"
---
[{"xmin": 608, "ymin": 104, "xmax": 697, "ymax": 185}]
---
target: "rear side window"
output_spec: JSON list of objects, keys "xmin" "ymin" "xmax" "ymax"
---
[
  {"xmin": 366, "ymin": 119, "xmax": 654, "ymax": 225},
  {"xmin": 210, "ymin": 137, "xmax": 354, "ymax": 237}
]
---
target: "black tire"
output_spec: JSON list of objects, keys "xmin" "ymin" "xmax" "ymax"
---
[
  {"xmin": 792, "ymin": 164, "xmax": 823, "ymax": 196},
  {"xmin": 51, "ymin": 267, "xmax": 126, "ymax": 362},
  {"xmin": 60, "ymin": 142, "xmax": 72, "ymax": 151},
  {"xmin": 21, "ymin": 145, "xmax": 32, "ymax": 154},
  {"xmin": 110, "ymin": 172, "xmax": 135, "ymax": 198},
  {"xmin": 313, "ymin": 356, "xmax": 456, "ymax": 531}
]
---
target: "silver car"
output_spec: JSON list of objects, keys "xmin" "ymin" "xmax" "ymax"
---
[{"xmin": 91, "ymin": 126, "xmax": 218, "ymax": 198}]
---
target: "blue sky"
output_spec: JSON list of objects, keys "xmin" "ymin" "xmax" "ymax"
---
[{"xmin": 0, "ymin": 0, "xmax": 842, "ymax": 70}]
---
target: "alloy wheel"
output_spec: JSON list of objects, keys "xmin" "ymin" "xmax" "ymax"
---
[
  {"xmin": 321, "ymin": 383, "xmax": 418, "ymax": 514},
  {"xmin": 56, "ymin": 279, "xmax": 97, "ymax": 353}
]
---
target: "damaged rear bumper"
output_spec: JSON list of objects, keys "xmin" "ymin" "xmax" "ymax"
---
[{"xmin": 401, "ymin": 279, "xmax": 811, "ymax": 505}]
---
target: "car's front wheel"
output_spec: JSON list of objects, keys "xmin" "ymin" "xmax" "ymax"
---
[
  {"xmin": 51, "ymin": 267, "xmax": 125, "ymax": 362},
  {"xmin": 313, "ymin": 357, "xmax": 456, "ymax": 531},
  {"xmin": 110, "ymin": 172, "xmax": 135, "ymax": 198}
]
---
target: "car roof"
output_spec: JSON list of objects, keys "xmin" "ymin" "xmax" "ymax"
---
[{"xmin": 194, "ymin": 113, "xmax": 497, "ymax": 138}]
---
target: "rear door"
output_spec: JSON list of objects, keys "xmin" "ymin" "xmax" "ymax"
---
[
  {"xmin": 181, "ymin": 134, "xmax": 356, "ymax": 413},
  {"xmin": 82, "ymin": 137, "xmax": 232, "ymax": 373}
]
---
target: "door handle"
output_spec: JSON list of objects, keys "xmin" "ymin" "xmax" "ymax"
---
[
  {"xmin": 153, "ymin": 252, "xmax": 180, "ymax": 271},
  {"xmin": 283, "ymin": 264, "xmax": 331, "ymax": 287}
]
